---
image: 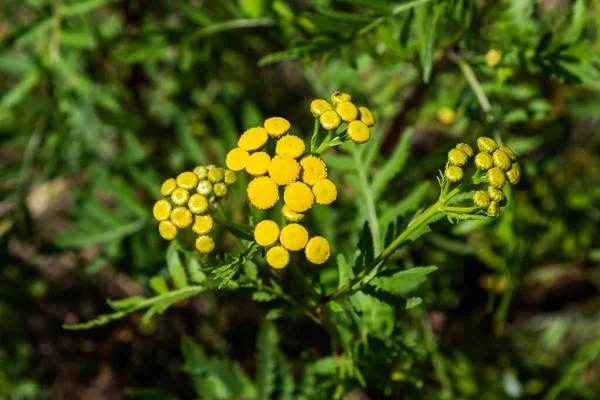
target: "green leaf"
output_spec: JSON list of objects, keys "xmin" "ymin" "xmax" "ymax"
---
[
  {"xmin": 405, "ymin": 297, "xmax": 422, "ymax": 309},
  {"xmin": 0, "ymin": 67, "xmax": 40, "ymax": 110},
  {"xmin": 167, "ymin": 241, "xmax": 189, "ymax": 289},
  {"xmin": 564, "ymin": 0, "xmax": 587, "ymax": 45},
  {"xmin": 212, "ymin": 217, "xmax": 254, "ymax": 241},
  {"xmin": 150, "ymin": 276, "xmax": 169, "ymax": 295},
  {"xmin": 357, "ymin": 222, "xmax": 374, "ymax": 268},
  {"xmin": 187, "ymin": 256, "xmax": 208, "ymax": 284},
  {"xmin": 371, "ymin": 266, "xmax": 438, "ymax": 296},
  {"xmin": 371, "ymin": 128, "xmax": 414, "ymax": 198},
  {"xmin": 337, "ymin": 0, "xmax": 393, "ymax": 14},
  {"xmin": 379, "ymin": 181, "xmax": 431, "ymax": 229},
  {"xmin": 190, "ymin": 18, "xmax": 275, "ymax": 40},
  {"xmin": 212, "ymin": 243, "xmax": 260, "ymax": 288},
  {"xmin": 60, "ymin": 29, "xmax": 97, "ymax": 49},
  {"xmin": 240, "ymin": 0, "xmax": 266, "ymax": 18},
  {"xmin": 107, "ymin": 296, "xmax": 145, "ymax": 311},
  {"xmin": 62, "ymin": 0, "xmax": 114, "ymax": 16},
  {"xmin": 315, "ymin": 5, "xmax": 375, "ymax": 23},
  {"xmin": 420, "ymin": 5, "xmax": 443, "ymax": 83},
  {"xmin": 320, "ymin": 153, "xmax": 356, "ymax": 171},
  {"xmin": 256, "ymin": 321, "xmax": 279, "ymax": 399},
  {"xmin": 265, "ymin": 308, "xmax": 283, "ymax": 320},
  {"xmin": 53, "ymin": 219, "xmax": 145, "ymax": 248},
  {"xmin": 252, "ymin": 291, "xmax": 278, "ymax": 302},
  {"xmin": 275, "ymin": 349, "xmax": 295, "ymax": 400},
  {"xmin": 257, "ymin": 37, "xmax": 338, "ymax": 66}
]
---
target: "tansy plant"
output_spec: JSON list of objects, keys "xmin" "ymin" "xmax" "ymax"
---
[{"xmin": 65, "ymin": 90, "xmax": 521, "ymax": 371}]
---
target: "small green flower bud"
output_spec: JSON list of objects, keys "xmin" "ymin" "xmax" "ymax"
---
[
  {"xmin": 456, "ymin": 143, "xmax": 473, "ymax": 158},
  {"xmin": 492, "ymin": 149, "xmax": 512, "ymax": 171},
  {"xmin": 448, "ymin": 148, "xmax": 468, "ymax": 167},
  {"xmin": 197, "ymin": 180, "xmax": 213, "ymax": 196},
  {"xmin": 224, "ymin": 170, "xmax": 237, "ymax": 185},
  {"xmin": 477, "ymin": 137, "xmax": 498, "ymax": 153},
  {"xmin": 487, "ymin": 201, "xmax": 500, "ymax": 218},
  {"xmin": 487, "ymin": 167, "xmax": 507, "ymax": 189},
  {"xmin": 214, "ymin": 182, "xmax": 228, "ymax": 197},
  {"xmin": 498, "ymin": 145, "xmax": 517, "ymax": 161},
  {"xmin": 488, "ymin": 186, "xmax": 505, "ymax": 202},
  {"xmin": 475, "ymin": 152, "xmax": 494, "ymax": 170},
  {"xmin": 193, "ymin": 166, "xmax": 208, "ymax": 180},
  {"xmin": 506, "ymin": 162, "xmax": 521, "ymax": 185},
  {"xmin": 445, "ymin": 166, "xmax": 463, "ymax": 182},
  {"xmin": 207, "ymin": 166, "xmax": 224, "ymax": 183},
  {"xmin": 473, "ymin": 190, "xmax": 491, "ymax": 208}
]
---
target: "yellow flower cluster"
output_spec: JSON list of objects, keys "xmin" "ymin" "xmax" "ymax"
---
[
  {"xmin": 254, "ymin": 220, "xmax": 331, "ymax": 269},
  {"xmin": 153, "ymin": 165, "xmax": 237, "ymax": 253},
  {"xmin": 310, "ymin": 91, "xmax": 376, "ymax": 144}
]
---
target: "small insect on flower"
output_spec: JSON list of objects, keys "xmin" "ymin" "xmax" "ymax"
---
[
  {"xmin": 336, "ymin": 102, "xmax": 359, "ymax": 122},
  {"xmin": 196, "ymin": 180, "xmax": 213, "ymax": 196},
  {"xmin": 160, "ymin": 178, "xmax": 177, "ymax": 196},
  {"xmin": 310, "ymin": 99, "xmax": 333, "ymax": 117},
  {"xmin": 280, "ymin": 223, "xmax": 309, "ymax": 251},
  {"xmin": 506, "ymin": 162, "xmax": 521, "ymax": 185},
  {"xmin": 264, "ymin": 117, "xmax": 291, "ymax": 138},
  {"xmin": 319, "ymin": 110, "xmax": 342, "ymax": 131},
  {"xmin": 331, "ymin": 91, "xmax": 352, "ymax": 105},
  {"xmin": 487, "ymin": 167, "xmax": 507, "ymax": 189},
  {"xmin": 192, "ymin": 215, "xmax": 214, "ymax": 235},
  {"xmin": 312, "ymin": 179, "xmax": 337, "ymax": 205},
  {"xmin": 226, "ymin": 148, "xmax": 250, "ymax": 172},
  {"xmin": 266, "ymin": 246, "xmax": 290, "ymax": 269},
  {"xmin": 276, "ymin": 135, "xmax": 305, "ymax": 159},
  {"xmin": 245, "ymin": 152, "xmax": 271, "ymax": 176},
  {"xmin": 153, "ymin": 199, "xmax": 173, "ymax": 221},
  {"xmin": 300, "ymin": 156, "xmax": 327, "ymax": 186},
  {"xmin": 177, "ymin": 171, "xmax": 199, "ymax": 190},
  {"xmin": 475, "ymin": 152, "xmax": 494, "ymax": 171},
  {"xmin": 188, "ymin": 194, "xmax": 208, "ymax": 214},
  {"xmin": 473, "ymin": 190, "xmax": 491, "ymax": 208},
  {"xmin": 254, "ymin": 220, "xmax": 280, "ymax": 247},
  {"xmin": 284, "ymin": 182, "xmax": 314, "ymax": 213},
  {"xmin": 347, "ymin": 120, "xmax": 371, "ymax": 144},
  {"xmin": 281, "ymin": 204, "xmax": 304, "ymax": 222},
  {"xmin": 488, "ymin": 186, "xmax": 505, "ymax": 202},
  {"xmin": 238, "ymin": 127, "xmax": 269, "ymax": 151},
  {"xmin": 445, "ymin": 166, "xmax": 463, "ymax": 182},
  {"xmin": 305, "ymin": 236, "xmax": 331, "ymax": 265},
  {"xmin": 195, "ymin": 235, "xmax": 215, "ymax": 254},
  {"xmin": 159, "ymin": 220, "xmax": 178, "ymax": 240},
  {"xmin": 456, "ymin": 143, "xmax": 474, "ymax": 158},
  {"xmin": 358, "ymin": 106, "xmax": 376, "ymax": 127},
  {"xmin": 247, "ymin": 176, "xmax": 279, "ymax": 209},
  {"xmin": 492, "ymin": 149, "xmax": 512, "ymax": 171},
  {"xmin": 477, "ymin": 137, "xmax": 498, "ymax": 153},
  {"xmin": 448, "ymin": 148, "xmax": 469, "ymax": 167},
  {"xmin": 171, "ymin": 187, "xmax": 190, "ymax": 206}
]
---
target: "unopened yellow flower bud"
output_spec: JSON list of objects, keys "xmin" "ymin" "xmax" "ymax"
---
[
  {"xmin": 192, "ymin": 215, "xmax": 214, "ymax": 235},
  {"xmin": 170, "ymin": 207, "xmax": 193, "ymax": 228},
  {"xmin": 213, "ymin": 182, "xmax": 227, "ymax": 197},
  {"xmin": 488, "ymin": 186, "xmax": 505, "ymax": 202},
  {"xmin": 498, "ymin": 145, "xmax": 517, "ymax": 161},
  {"xmin": 159, "ymin": 220, "xmax": 178, "ymax": 240},
  {"xmin": 477, "ymin": 137, "xmax": 498, "ymax": 153},
  {"xmin": 195, "ymin": 235, "xmax": 215, "ymax": 253},
  {"xmin": 188, "ymin": 194, "xmax": 208, "ymax": 214},
  {"xmin": 193, "ymin": 166, "xmax": 208, "ymax": 180},
  {"xmin": 197, "ymin": 180, "xmax": 213, "ymax": 196},
  {"xmin": 347, "ymin": 120, "xmax": 371, "ymax": 144},
  {"xmin": 224, "ymin": 170, "xmax": 237, "ymax": 185},
  {"xmin": 176, "ymin": 171, "xmax": 199, "ymax": 190},
  {"xmin": 437, "ymin": 107, "xmax": 456, "ymax": 124},
  {"xmin": 245, "ymin": 152, "xmax": 271, "ymax": 176},
  {"xmin": 305, "ymin": 236, "xmax": 330, "ymax": 264},
  {"xmin": 319, "ymin": 110, "xmax": 342, "ymax": 131},
  {"xmin": 284, "ymin": 182, "xmax": 314, "ymax": 213},
  {"xmin": 492, "ymin": 149, "xmax": 512, "ymax": 171},
  {"xmin": 456, "ymin": 143, "xmax": 473, "ymax": 158},
  {"xmin": 160, "ymin": 178, "xmax": 177, "ymax": 196},
  {"xmin": 153, "ymin": 199, "xmax": 173, "ymax": 221},
  {"xmin": 238, "ymin": 127, "xmax": 268, "ymax": 151},
  {"xmin": 282, "ymin": 204, "xmax": 304, "ymax": 222},
  {"xmin": 312, "ymin": 179, "xmax": 337, "ymax": 205},
  {"xmin": 264, "ymin": 117, "xmax": 290, "ymax": 138},
  {"xmin": 276, "ymin": 135, "xmax": 305, "ymax": 159},
  {"xmin": 310, "ymin": 99, "xmax": 333, "ymax": 117},
  {"xmin": 254, "ymin": 220, "xmax": 280, "ymax": 247},
  {"xmin": 506, "ymin": 162, "xmax": 521, "ymax": 185},
  {"xmin": 331, "ymin": 91, "xmax": 351, "ymax": 105},
  {"xmin": 475, "ymin": 152, "xmax": 494, "ymax": 170},
  {"xmin": 473, "ymin": 190, "xmax": 491, "ymax": 208},
  {"xmin": 448, "ymin": 148, "xmax": 468, "ymax": 167},
  {"xmin": 299, "ymin": 156, "xmax": 327, "ymax": 186},
  {"xmin": 487, "ymin": 201, "xmax": 500, "ymax": 217},
  {"xmin": 226, "ymin": 148, "xmax": 250, "ymax": 172},
  {"xmin": 247, "ymin": 176, "xmax": 279, "ymax": 209},
  {"xmin": 358, "ymin": 106, "xmax": 376, "ymax": 127},
  {"xmin": 485, "ymin": 49, "xmax": 502, "ymax": 68},
  {"xmin": 445, "ymin": 166, "xmax": 463, "ymax": 182},
  {"xmin": 207, "ymin": 166, "xmax": 224, "ymax": 183},
  {"xmin": 280, "ymin": 223, "xmax": 309, "ymax": 251},
  {"xmin": 487, "ymin": 167, "xmax": 507, "ymax": 188},
  {"xmin": 336, "ymin": 102, "xmax": 358, "ymax": 122},
  {"xmin": 266, "ymin": 246, "xmax": 290, "ymax": 269},
  {"xmin": 171, "ymin": 187, "xmax": 190, "ymax": 206}
]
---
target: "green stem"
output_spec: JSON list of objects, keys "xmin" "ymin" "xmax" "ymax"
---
[
  {"xmin": 310, "ymin": 118, "xmax": 320, "ymax": 152},
  {"xmin": 441, "ymin": 205, "xmax": 478, "ymax": 213},
  {"xmin": 260, "ymin": 280, "xmax": 321, "ymax": 325},
  {"xmin": 315, "ymin": 130, "xmax": 334, "ymax": 154},
  {"xmin": 353, "ymin": 147, "xmax": 381, "ymax": 254},
  {"xmin": 449, "ymin": 52, "xmax": 491, "ymax": 114}
]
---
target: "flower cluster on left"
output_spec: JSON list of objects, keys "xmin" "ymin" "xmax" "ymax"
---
[{"xmin": 152, "ymin": 165, "xmax": 237, "ymax": 253}]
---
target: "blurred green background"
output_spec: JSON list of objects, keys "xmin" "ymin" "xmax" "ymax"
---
[{"xmin": 1, "ymin": 0, "xmax": 599, "ymax": 398}]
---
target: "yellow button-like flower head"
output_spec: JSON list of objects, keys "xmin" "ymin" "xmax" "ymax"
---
[
  {"xmin": 171, "ymin": 187, "xmax": 190, "ymax": 206},
  {"xmin": 247, "ymin": 176, "xmax": 279, "ymax": 209},
  {"xmin": 310, "ymin": 99, "xmax": 333, "ymax": 117},
  {"xmin": 188, "ymin": 194, "xmax": 208, "ymax": 214},
  {"xmin": 224, "ymin": 170, "xmax": 237, "ymax": 185},
  {"xmin": 192, "ymin": 215, "xmax": 213, "ymax": 235},
  {"xmin": 300, "ymin": 156, "xmax": 327, "ymax": 185},
  {"xmin": 280, "ymin": 223, "xmax": 309, "ymax": 251},
  {"xmin": 347, "ymin": 120, "xmax": 371, "ymax": 144},
  {"xmin": 153, "ymin": 199, "xmax": 172, "ymax": 221},
  {"xmin": 207, "ymin": 165, "xmax": 224, "ymax": 183},
  {"xmin": 485, "ymin": 49, "xmax": 502, "ymax": 68},
  {"xmin": 487, "ymin": 167, "xmax": 507, "ymax": 188},
  {"xmin": 284, "ymin": 182, "xmax": 314, "ymax": 213},
  {"xmin": 197, "ymin": 180, "xmax": 213, "ymax": 196},
  {"xmin": 456, "ymin": 143, "xmax": 474, "ymax": 158},
  {"xmin": 492, "ymin": 149, "xmax": 512, "ymax": 171},
  {"xmin": 319, "ymin": 110, "xmax": 341, "ymax": 131},
  {"xmin": 437, "ymin": 107, "xmax": 456, "ymax": 124},
  {"xmin": 282, "ymin": 204, "xmax": 304, "ymax": 222},
  {"xmin": 170, "ymin": 207, "xmax": 193, "ymax": 228},
  {"xmin": 160, "ymin": 178, "xmax": 177, "ymax": 196},
  {"xmin": 473, "ymin": 190, "xmax": 491, "ymax": 208},
  {"xmin": 264, "ymin": 117, "xmax": 290, "ymax": 138},
  {"xmin": 445, "ymin": 166, "xmax": 463, "ymax": 182},
  {"xmin": 266, "ymin": 246, "xmax": 290, "ymax": 269},
  {"xmin": 487, "ymin": 201, "xmax": 500, "ymax": 218},
  {"xmin": 305, "ymin": 236, "xmax": 331, "ymax": 264},
  {"xmin": 195, "ymin": 235, "xmax": 215, "ymax": 253},
  {"xmin": 226, "ymin": 148, "xmax": 250, "ymax": 172},
  {"xmin": 254, "ymin": 220, "xmax": 280, "ymax": 247},
  {"xmin": 176, "ymin": 171, "xmax": 199, "ymax": 190},
  {"xmin": 448, "ymin": 148, "xmax": 468, "ymax": 167},
  {"xmin": 193, "ymin": 166, "xmax": 208, "ymax": 180},
  {"xmin": 336, "ymin": 102, "xmax": 358, "ymax": 122},
  {"xmin": 499, "ymin": 145, "xmax": 517, "ymax": 161},
  {"xmin": 488, "ymin": 186, "xmax": 505, "ymax": 202},
  {"xmin": 276, "ymin": 135, "xmax": 305, "ymax": 159},
  {"xmin": 358, "ymin": 106, "xmax": 376, "ymax": 127},
  {"xmin": 331, "ymin": 91, "xmax": 351, "ymax": 105},
  {"xmin": 475, "ymin": 152, "xmax": 494, "ymax": 170},
  {"xmin": 313, "ymin": 179, "xmax": 337, "ymax": 205},
  {"xmin": 214, "ymin": 182, "xmax": 228, "ymax": 197},
  {"xmin": 238, "ymin": 127, "xmax": 268, "ymax": 151},
  {"xmin": 506, "ymin": 162, "xmax": 521, "ymax": 185},
  {"xmin": 268, "ymin": 155, "xmax": 300, "ymax": 186},
  {"xmin": 245, "ymin": 152, "xmax": 271, "ymax": 176},
  {"xmin": 477, "ymin": 137, "xmax": 498, "ymax": 153},
  {"xmin": 159, "ymin": 221, "xmax": 178, "ymax": 240}
]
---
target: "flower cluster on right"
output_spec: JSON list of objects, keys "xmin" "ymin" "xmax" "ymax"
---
[{"xmin": 445, "ymin": 136, "xmax": 521, "ymax": 218}]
